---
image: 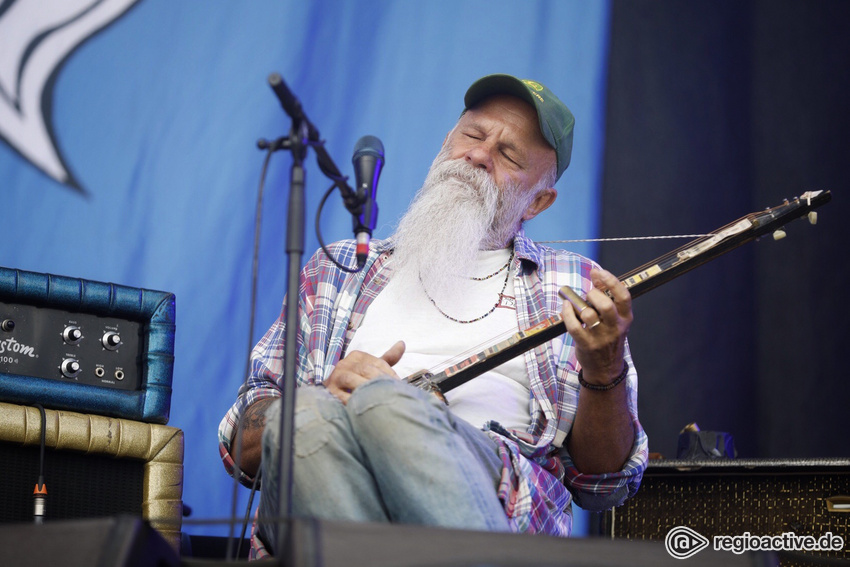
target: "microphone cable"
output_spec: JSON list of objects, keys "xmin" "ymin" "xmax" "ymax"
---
[
  {"xmin": 226, "ymin": 141, "xmax": 276, "ymax": 561},
  {"xmin": 315, "ymin": 182, "xmax": 362, "ymax": 274}
]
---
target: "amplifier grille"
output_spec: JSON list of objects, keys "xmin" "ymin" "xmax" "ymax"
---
[
  {"xmin": 0, "ymin": 402, "xmax": 183, "ymax": 550},
  {"xmin": 0, "ymin": 444, "xmax": 144, "ymax": 522},
  {"xmin": 604, "ymin": 460, "xmax": 850, "ymax": 566}
]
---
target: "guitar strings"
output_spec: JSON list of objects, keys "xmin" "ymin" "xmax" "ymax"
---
[
  {"xmin": 618, "ymin": 213, "xmax": 763, "ymax": 280},
  {"xmin": 539, "ymin": 234, "xmax": 711, "ymax": 244},
  {"xmin": 542, "ymin": 214, "xmax": 761, "ymax": 280}
]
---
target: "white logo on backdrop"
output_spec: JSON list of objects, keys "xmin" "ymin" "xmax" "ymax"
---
[{"xmin": 0, "ymin": 0, "xmax": 141, "ymax": 187}]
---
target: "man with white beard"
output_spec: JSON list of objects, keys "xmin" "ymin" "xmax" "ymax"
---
[{"xmin": 219, "ymin": 74, "xmax": 648, "ymax": 559}]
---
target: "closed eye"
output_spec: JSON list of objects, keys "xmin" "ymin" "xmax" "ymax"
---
[{"xmin": 501, "ymin": 149, "xmax": 522, "ymax": 169}]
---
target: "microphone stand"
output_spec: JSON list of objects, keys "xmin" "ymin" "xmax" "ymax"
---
[
  {"xmin": 261, "ymin": 73, "xmax": 360, "ymax": 564},
  {"xmin": 278, "ymin": 122, "xmax": 305, "ymax": 566}
]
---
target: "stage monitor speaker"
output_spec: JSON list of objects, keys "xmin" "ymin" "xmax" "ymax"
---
[
  {"xmin": 0, "ymin": 401, "xmax": 184, "ymax": 551},
  {"xmin": 215, "ymin": 518, "xmax": 769, "ymax": 567},
  {"xmin": 0, "ymin": 265, "xmax": 175, "ymax": 424},
  {"xmin": 0, "ymin": 516, "xmax": 180, "ymax": 567},
  {"xmin": 595, "ymin": 458, "xmax": 850, "ymax": 566},
  {"xmin": 2, "ymin": 517, "xmax": 769, "ymax": 567}
]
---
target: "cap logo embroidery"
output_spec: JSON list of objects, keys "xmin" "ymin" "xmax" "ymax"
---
[{"xmin": 522, "ymin": 80, "xmax": 544, "ymax": 91}]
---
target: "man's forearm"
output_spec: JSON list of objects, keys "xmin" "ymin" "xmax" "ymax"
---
[
  {"xmin": 567, "ymin": 382, "xmax": 635, "ymax": 474},
  {"xmin": 233, "ymin": 397, "xmax": 276, "ymax": 478}
]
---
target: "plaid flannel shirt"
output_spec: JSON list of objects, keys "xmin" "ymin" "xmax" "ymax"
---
[{"xmin": 219, "ymin": 230, "xmax": 647, "ymax": 558}]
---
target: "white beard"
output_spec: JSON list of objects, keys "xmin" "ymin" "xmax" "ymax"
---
[{"xmin": 390, "ymin": 149, "xmax": 539, "ymax": 302}]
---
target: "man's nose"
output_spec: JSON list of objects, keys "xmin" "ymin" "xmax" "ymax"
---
[{"xmin": 463, "ymin": 144, "xmax": 493, "ymax": 173}]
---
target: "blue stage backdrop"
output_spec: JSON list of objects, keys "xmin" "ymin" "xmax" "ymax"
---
[{"xmin": 1, "ymin": 0, "xmax": 609, "ymax": 535}]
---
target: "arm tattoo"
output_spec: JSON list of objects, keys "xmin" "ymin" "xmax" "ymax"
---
[{"xmin": 242, "ymin": 398, "xmax": 276, "ymax": 432}]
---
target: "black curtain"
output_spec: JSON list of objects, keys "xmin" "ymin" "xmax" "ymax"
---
[{"xmin": 601, "ymin": 0, "xmax": 850, "ymax": 459}]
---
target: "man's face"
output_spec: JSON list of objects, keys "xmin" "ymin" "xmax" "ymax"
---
[
  {"xmin": 390, "ymin": 95, "xmax": 557, "ymax": 298},
  {"xmin": 444, "ymin": 94, "xmax": 556, "ymax": 208}
]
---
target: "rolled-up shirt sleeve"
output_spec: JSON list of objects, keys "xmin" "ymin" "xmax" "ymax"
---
[
  {"xmin": 218, "ymin": 319, "xmax": 287, "ymax": 487},
  {"xmin": 218, "ymin": 368, "xmax": 283, "ymax": 487},
  {"xmin": 560, "ymin": 415, "xmax": 647, "ymax": 511},
  {"xmin": 218, "ymin": 248, "xmax": 328, "ymax": 487},
  {"xmin": 558, "ymin": 359, "xmax": 648, "ymax": 512}
]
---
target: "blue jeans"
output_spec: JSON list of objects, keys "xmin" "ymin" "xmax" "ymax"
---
[{"xmin": 257, "ymin": 377, "xmax": 509, "ymax": 554}]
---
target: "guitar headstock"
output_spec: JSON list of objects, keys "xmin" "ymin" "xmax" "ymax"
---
[{"xmin": 751, "ymin": 190, "xmax": 832, "ymax": 240}]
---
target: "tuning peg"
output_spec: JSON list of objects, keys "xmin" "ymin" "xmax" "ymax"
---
[
  {"xmin": 808, "ymin": 211, "xmax": 818, "ymax": 225},
  {"xmin": 773, "ymin": 229, "xmax": 787, "ymax": 240}
]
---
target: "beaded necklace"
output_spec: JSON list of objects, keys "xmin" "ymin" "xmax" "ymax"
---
[
  {"xmin": 469, "ymin": 253, "xmax": 512, "ymax": 281},
  {"xmin": 420, "ymin": 249, "xmax": 514, "ymax": 324}
]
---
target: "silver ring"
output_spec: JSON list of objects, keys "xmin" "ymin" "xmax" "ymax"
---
[{"xmin": 588, "ymin": 320, "xmax": 602, "ymax": 329}]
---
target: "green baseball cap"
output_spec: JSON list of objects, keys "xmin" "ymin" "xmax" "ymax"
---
[{"xmin": 464, "ymin": 74, "xmax": 574, "ymax": 182}]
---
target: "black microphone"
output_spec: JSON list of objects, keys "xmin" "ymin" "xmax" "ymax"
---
[{"xmin": 352, "ymin": 135, "xmax": 385, "ymax": 268}]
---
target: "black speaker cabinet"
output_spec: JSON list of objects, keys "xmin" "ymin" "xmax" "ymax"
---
[
  {"xmin": 0, "ymin": 401, "xmax": 183, "ymax": 551},
  {"xmin": 177, "ymin": 518, "xmax": 770, "ymax": 567},
  {"xmin": 0, "ymin": 516, "xmax": 180, "ymax": 567},
  {"xmin": 596, "ymin": 458, "xmax": 850, "ymax": 566}
]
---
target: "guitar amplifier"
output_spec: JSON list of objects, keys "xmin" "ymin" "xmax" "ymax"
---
[
  {"xmin": 595, "ymin": 458, "xmax": 850, "ymax": 565},
  {"xmin": 0, "ymin": 266, "xmax": 175, "ymax": 424},
  {"xmin": 0, "ymin": 401, "xmax": 184, "ymax": 551}
]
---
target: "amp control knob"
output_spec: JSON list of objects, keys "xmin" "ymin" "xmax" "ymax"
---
[
  {"xmin": 63, "ymin": 326, "xmax": 83, "ymax": 344},
  {"xmin": 102, "ymin": 331, "xmax": 122, "ymax": 350},
  {"xmin": 61, "ymin": 358, "xmax": 81, "ymax": 378}
]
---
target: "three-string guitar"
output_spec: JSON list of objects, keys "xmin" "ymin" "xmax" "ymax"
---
[{"xmin": 406, "ymin": 190, "xmax": 831, "ymax": 400}]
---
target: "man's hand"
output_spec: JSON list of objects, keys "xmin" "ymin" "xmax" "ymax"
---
[
  {"xmin": 562, "ymin": 268, "xmax": 635, "ymax": 474},
  {"xmin": 561, "ymin": 268, "xmax": 633, "ymax": 386},
  {"xmin": 234, "ymin": 340, "xmax": 405, "ymax": 475},
  {"xmin": 324, "ymin": 340, "xmax": 406, "ymax": 404}
]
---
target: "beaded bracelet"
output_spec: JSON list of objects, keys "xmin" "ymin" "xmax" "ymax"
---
[{"xmin": 577, "ymin": 361, "xmax": 629, "ymax": 391}]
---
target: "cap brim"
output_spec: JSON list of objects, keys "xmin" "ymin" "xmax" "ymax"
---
[{"xmin": 464, "ymin": 74, "xmax": 540, "ymax": 114}]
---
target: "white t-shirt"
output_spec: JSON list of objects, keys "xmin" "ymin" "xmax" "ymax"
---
[{"xmin": 346, "ymin": 248, "xmax": 531, "ymax": 431}]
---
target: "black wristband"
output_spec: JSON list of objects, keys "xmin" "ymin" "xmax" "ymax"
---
[{"xmin": 578, "ymin": 361, "xmax": 629, "ymax": 391}]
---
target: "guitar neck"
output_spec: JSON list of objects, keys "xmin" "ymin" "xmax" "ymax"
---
[{"xmin": 423, "ymin": 190, "xmax": 831, "ymax": 394}]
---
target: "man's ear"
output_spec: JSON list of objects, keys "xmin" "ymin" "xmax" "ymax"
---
[{"xmin": 522, "ymin": 187, "xmax": 557, "ymax": 221}]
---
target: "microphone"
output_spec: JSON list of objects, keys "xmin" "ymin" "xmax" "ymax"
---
[{"xmin": 351, "ymin": 135, "xmax": 385, "ymax": 268}]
